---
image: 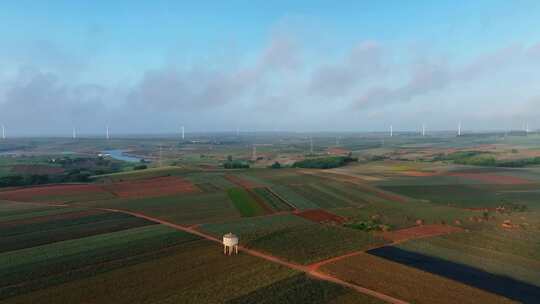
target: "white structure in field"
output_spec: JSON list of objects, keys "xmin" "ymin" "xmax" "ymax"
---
[{"xmin": 223, "ymin": 232, "xmax": 239, "ymax": 255}]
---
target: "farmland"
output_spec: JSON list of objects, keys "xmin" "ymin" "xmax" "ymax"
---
[{"xmin": 1, "ymin": 133, "xmax": 540, "ymax": 303}]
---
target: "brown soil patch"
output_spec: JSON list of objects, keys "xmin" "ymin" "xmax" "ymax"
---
[
  {"xmin": 0, "ymin": 184, "xmax": 108, "ymax": 201},
  {"xmin": 104, "ymin": 176, "xmax": 199, "ymax": 198},
  {"xmin": 380, "ymin": 224, "xmax": 463, "ymax": 243},
  {"xmin": 11, "ymin": 164, "xmax": 65, "ymax": 175},
  {"xmin": 446, "ymin": 172, "xmax": 532, "ymax": 185},
  {"xmin": 401, "ymin": 171, "xmax": 438, "ymax": 177},
  {"xmin": 295, "ymin": 209, "xmax": 346, "ymax": 224},
  {"xmin": 224, "ymin": 174, "xmax": 261, "ymax": 189}
]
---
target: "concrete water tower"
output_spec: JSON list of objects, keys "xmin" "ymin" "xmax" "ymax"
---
[{"xmin": 223, "ymin": 233, "xmax": 239, "ymax": 255}]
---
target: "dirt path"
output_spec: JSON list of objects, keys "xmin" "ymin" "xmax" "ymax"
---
[
  {"xmin": 307, "ymin": 250, "xmax": 366, "ymax": 271},
  {"xmin": 99, "ymin": 208, "xmax": 409, "ymax": 304}
]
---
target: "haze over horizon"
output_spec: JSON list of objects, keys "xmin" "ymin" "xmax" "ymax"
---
[{"xmin": 1, "ymin": 1, "xmax": 540, "ymax": 136}]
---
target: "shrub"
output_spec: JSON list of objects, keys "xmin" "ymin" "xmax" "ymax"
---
[{"xmin": 292, "ymin": 156, "xmax": 357, "ymax": 169}]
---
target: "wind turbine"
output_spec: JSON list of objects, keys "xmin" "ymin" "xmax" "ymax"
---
[
  {"xmin": 252, "ymin": 145, "xmax": 257, "ymax": 160},
  {"xmin": 422, "ymin": 123, "xmax": 426, "ymax": 137},
  {"xmin": 181, "ymin": 125, "xmax": 185, "ymax": 140},
  {"xmin": 72, "ymin": 127, "xmax": 77, "ymax": 139},
  {"xmin": 310, "ymin": 137, "xmax": 313, "ymax": 154},
  {"xmin": 390, "ymin": 125, "xmax": 393, "ymax": 137},
  {"xmin": 106, "ymin": 125, "xmax": 110, "ymax": 140},
  {"xmin": 458, "ymin": 121, "xmax": 462, "ymax": 137},
  {"xmin": 1, "ymin": 124, "xmax": 5, "ymax": 140}
]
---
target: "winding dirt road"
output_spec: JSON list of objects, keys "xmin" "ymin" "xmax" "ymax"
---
[
  {"xmin": 4, "ymin": 200, "xmax": 408, "ymax": 304},
  {"xmin": 100, "ymin": 207, "xmax": 409, "ymax": 304}
]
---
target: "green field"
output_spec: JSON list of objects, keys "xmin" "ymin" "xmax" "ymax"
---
[
  {"xmin": 253, "ymin": 187, "xmax": 294, "ymax": 211},
  {"xmin": 80, "ymin": 192, "xmax": 241, "ymax": 225},
  {"xmin": 396, "ymin": 213, "xmax": 540, "ymax": 287},
  {"xmin": 201, "ymin": 214, "xmax": 385, "ymax": 264},
  {"xmin": 227, "ymin": 187, "xmax": 266, "ymax": 217},
  {"xmin": 0, "ymin": 210, "xmax": 154, "ymax": 253}
]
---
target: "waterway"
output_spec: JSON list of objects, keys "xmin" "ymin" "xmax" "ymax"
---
[{"xmin": 102, "ymin": 149, "xmax": 143, "ymax": 163}]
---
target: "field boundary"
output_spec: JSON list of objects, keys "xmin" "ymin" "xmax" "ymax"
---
[{"xmin": 265, "ymin": 187, "xmax": 298, "ymax": 210}]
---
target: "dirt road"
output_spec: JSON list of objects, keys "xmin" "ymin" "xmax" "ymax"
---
[
  {"xmin": 4, "ymin": 200, "xmax": 408, "ymax": 304},
  {"xmin": 102, "ymin": 207, "xmax": 409, "ymax": 304}
]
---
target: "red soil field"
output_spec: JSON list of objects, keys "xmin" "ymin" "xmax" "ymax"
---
[
  {"xmin": 224, "ymin": 174, "xmax": 261, "ymax": 189},
  {"xmin": 11, "ymin": 164, "xmax": 65, "ymax": 175},
  {"xmin": 380, "ymin": 224, "xmax": 463, "ymax": 243},
  {"xmin": 295, "ymin": 209, "xmax": 346, "ymax": 224},
  {"xmin": 0, "ymin": 184, "xmax": 108, "ymax": 201},
  {"xmin": 401, "ymin": 171, "xmax": 438, "ymax": 177},
  {"xmin": 446, "ymin": 172, "xmax": 532, "ymax": 185},
  {"xmin": 104, "ymin": 176, "xmax": 199, "ymax": 198}
]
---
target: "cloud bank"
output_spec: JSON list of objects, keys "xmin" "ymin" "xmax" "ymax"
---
[{"xmin": 1, "ymin": 35, "xmax": 540, "ymax": 135}]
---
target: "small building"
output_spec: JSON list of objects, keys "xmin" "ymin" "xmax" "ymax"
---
[{"xmin": 223, "ymin": 233, "xmax": 239, "ymax": 255}]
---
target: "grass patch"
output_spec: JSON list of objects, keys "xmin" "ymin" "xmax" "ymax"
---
[{"xmin": 227, "ymin": 188, "xmax": 266, "ymax": 217}]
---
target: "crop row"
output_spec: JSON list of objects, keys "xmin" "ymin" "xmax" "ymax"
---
[
  {"xmin": 0, "ymin": 225, "xmax": 200, "ymax": 299},
  {"xmin": 0, "ymin": 211, "xmax": 154, "ymax": 253}
]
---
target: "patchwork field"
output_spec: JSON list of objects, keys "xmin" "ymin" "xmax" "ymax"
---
[
  {"xmin": 201, "ymin": 214, "xmax": 385, "ymax": 264},
  {"xmin": 2, "ymin": 134, "xmax": 540, "ymax": 303},
  {"xmin": 0, "ymin": 201, "xmax": 383, "ymax": 304}
]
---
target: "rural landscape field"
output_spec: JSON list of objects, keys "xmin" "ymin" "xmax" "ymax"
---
[
  {"xmin": 2, "ymin": 1, "xmax": 540, "ymax": 303},
  {"xmin": 0, "ymin": 131, "xmax": 539, "ymax": 303}
]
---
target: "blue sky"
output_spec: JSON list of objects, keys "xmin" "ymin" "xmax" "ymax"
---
[{"xmin": 1, "ymin": 1, "xmax": 540, "ymax": 135}]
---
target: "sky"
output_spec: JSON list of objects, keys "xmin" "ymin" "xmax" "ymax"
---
[{"xmin": 1, "ymin": 0, "xmax": 540, "ymax": 135}]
